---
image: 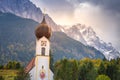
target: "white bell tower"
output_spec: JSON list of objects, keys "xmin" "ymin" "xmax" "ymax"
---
[
  {"xmin": 36, "ymin": 36, "xmax": 50, "ymax": 56},
  {"xmin": 34, "ymin": 15, "xmax": 53, "ymax": 80}
]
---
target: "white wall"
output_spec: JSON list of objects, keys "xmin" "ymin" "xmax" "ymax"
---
[
  {"xmin": 29, "ymin": 67, "xmax": 35, "ymax": 80},
  {"xmin": 35, "ymin": 56, "xmax": 51, "ymax": 80}
]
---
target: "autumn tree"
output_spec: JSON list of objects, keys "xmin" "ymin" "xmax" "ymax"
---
[
  {"xmin": 78, "ymin": 58, "xmax": 97, "ymax": 80},
  {"xmin": 98, "ymin": 62, "xmax": 106, "ymax": 75},
  {"xmin": 96, "ymin": 75, "xmax": 111, "ymax": 80}
]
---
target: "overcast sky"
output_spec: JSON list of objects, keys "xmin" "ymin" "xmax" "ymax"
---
[{"xmin": 30, "ymin": 0, "xmax": 120, "ymax": 51}]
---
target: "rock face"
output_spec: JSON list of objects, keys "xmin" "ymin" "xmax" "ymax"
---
[
  {"xmin": 0, "ymin": 0, "xmax": 42, "ymax": 22},
  {"xmin": 0, "ymin": 0, "xmax": 120, "ymax": 60},
  {"xmin": 63, "ymin": 24, "xmax": 120, "ymax": 60}
]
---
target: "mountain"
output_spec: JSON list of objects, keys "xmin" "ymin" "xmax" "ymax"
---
[
  {"xmin": 51, "ymin": 32, "xmax": 104, "ymax": 61},
  {"xmin": 63, "ymin": 24, "xmax": 120, "ymax": 60},
  {"xmin": 0, "ymin": 12, "xmax": 104, "ymax": 64},
  {"xmin": 0, "ymin": 0, "xmax": 119, "ymax": 60},
  {"xmin": 0, "ymin": 12, "xmax": 38, "ymax": 64},
  {"xmin": 0, "ymin": 0, "xmax": 42, "ymax": 22},
  {"xmin": 0, "ymin": 0, "xmax": 63, "ymax": 32}
]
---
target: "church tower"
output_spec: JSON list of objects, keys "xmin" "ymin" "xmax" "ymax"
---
[
  {"xmin": 25, "ymin": 15, "xmax": 53, "ymax": 80},
  {"xmin": 34, "ymin": 15, "xmax": 53, "ymax": 80}
]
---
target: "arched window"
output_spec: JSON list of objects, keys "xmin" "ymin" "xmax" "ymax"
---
[{"xmin": 41, "ymin": 47, "xmax": 45, "ymax": 56}]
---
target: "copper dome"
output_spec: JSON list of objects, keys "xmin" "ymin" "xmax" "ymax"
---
[{"xmin": 35, "ymin": 16, "xmax": 52, "ymax": 40}]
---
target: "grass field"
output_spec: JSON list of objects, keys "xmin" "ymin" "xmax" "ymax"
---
[{"xmin": 0, "ymin": 70, "xmax": 18, "ymax": 80}]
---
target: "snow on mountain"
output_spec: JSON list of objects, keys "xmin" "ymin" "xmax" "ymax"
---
[
  {"xmin": 63, "ymin": 24, "xmax": 120, "ymax": 60},
  {"xmin": 0, "ymin": 0, "xmax": 120, "ymax": 60},
  {"xmin": 64, "ymin": 24, "xmax": 87, "ymax": 45}
]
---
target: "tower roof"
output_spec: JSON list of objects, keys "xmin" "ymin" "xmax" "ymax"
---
[{"xmin": 35, "ymin": 15, "xmax": 52, "ymax": 40}]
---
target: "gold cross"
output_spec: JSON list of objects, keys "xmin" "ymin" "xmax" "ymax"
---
[{"xmin": 43, "ymin": 8, "xmax": 46, "ymax": 15}]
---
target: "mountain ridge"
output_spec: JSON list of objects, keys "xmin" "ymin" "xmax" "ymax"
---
[
  {"xmin": 0, "ymin": 0, "xmax": 119, "ymax": 60},
  {"xmin": 62, "ymin": 24, "xmax": 120, "ymax": 60}
]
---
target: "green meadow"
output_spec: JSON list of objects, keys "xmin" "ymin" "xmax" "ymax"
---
[{"xmin": 0, "ymin": 70, "xmax": 18, "ymax": 80}]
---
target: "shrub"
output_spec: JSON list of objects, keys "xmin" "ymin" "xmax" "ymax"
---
[{"xmin": 96, "ymin": 75, "xmax": 111, "ymax": 80}]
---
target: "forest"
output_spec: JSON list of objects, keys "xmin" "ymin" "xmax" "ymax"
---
[{"xmin": 53, "ymin": 58, "xmax": 120, "ymax": 80}]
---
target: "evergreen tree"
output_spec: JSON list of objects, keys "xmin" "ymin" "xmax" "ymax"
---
[
  {"xmin": 0, "ymin": 65, "xmax": 3, "ymax": 69},
  {"xmin": 16, "ymin": 62, "xmax": 21, "ymax": 69},
  {"xmin": 70, "ymin": 60, "xmax": 79, "ymax": 80},
  {"xmin": 0, "ymin": 76, "xmax": 4, "ymax": 80},
  {"xmin": 106, "ymin": 60, "xmax": 118, "ymax": 80},
  {"xmin": 54, "ymin": 59, "xmax": 79, "ymax": 80},
  {"xmin": 6, "ymin": 61, "xmax": 12, "ymax": 69},
  {"xmin": 14, "ymin": 68, "xmax": 30, "ymax": 80},
  {"xmin": 79, "ymin": 63, "xmax": 87, "ymax": 80},
  {"xmin": 50, "ymin": 51, "xmax": 54, "ymax": 72},
  {"xmin": 60, "ymin": 58, "xmax": 68, "ymax": 80},
  {"xmin": 79, "ymin": 58, "xmax": 97, "ymax": 80},
  {"xmin": 98, "ymin": 62, "xmax": 106, "ymax": 75}
]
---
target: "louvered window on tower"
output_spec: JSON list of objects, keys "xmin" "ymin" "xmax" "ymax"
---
[{"xmin": 42, "ymin": 47, "xmax": 45, "ymax": 56}]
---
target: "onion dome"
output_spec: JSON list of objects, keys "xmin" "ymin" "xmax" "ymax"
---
[{"xmin": 35, "ymin": 15, "xmax": 52, "ymax": 40}]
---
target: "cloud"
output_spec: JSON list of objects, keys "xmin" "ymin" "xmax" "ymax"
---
[
  {"xmin": 30, "ymin": 0, "xmax": 74, "ymax": 14},
  {"xmin": 30, "ymin": 0, "xmax": 75, "ymax": 25},
  {"xmin": 30, "ymin": 0, "xmax": 120, "ymax": 51},
  {"xmin": 66, "ymin": 0, "xmax": 120, "ymax": 51},
  {"xmin": 75, "ymin": 0, "xmax": 120, "ymax": 13}
]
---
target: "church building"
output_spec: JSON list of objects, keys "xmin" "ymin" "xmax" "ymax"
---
[{"xmin": 25, "ymin": 15, "xmax": 54, "ymax": 80}]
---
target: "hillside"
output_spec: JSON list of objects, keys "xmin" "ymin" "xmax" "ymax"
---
[
  {"xmin": 0, "ymin": 12, "xmax": 38, "ymax": 64},
  {"xmin": 0, "ymin": 12, "xmax": 104, "ymax": 65},
  {"xmin": 51, "ymin": 32, "xmax": 104, "ymax": 61}
]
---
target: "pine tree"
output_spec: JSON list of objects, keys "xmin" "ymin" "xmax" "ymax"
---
[
  {"xmin": 98, "ymin": 62, "xmax": 106, "ymax": 74},
  {"xmin": 70, "ymin": 60, "xmax": 79, "ymax": 80}
]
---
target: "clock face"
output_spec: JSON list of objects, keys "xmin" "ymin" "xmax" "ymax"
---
[{"xmin": 41, "ymin": 41, "xmax": 47, "ymax": 46}]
